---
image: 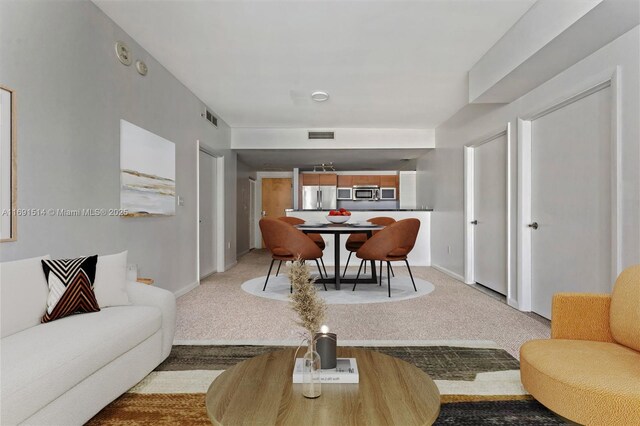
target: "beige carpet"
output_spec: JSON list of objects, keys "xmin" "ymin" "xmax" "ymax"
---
[{"xmin": 176, "ymin": 250, "xmax": 549, "ymax": 357}]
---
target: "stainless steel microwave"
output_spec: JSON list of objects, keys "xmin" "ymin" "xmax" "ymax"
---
[
  {"xmin": 379, "ymin": 187, "xmax": 397, "ymax": 200},
  {"xmin": 353, "ymin": 186, "xmax": 378, "ymax": 200},
  {"xmin": 337, "ymin": 187, "xmax": 353, "ymax": 200}
]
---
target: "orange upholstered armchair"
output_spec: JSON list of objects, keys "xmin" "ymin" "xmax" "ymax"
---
[
  {"xmin": 259, "ymin": 218, "xmax": 326, "ymax": 292},
  {"xmin": 520, "ymin": 265, "xmax": 640, "ymax": 425},
  {"xmin": 352, "ymin": 218, "xmax": 420, "ymax": 297}
]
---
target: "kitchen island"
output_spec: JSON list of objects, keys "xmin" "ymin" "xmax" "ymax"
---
[{"xmin": 285, "ymin": 209, "xmax": 431, "ymax": 267}]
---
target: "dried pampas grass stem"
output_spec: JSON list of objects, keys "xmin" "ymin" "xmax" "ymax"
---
[{"xmin": 289, "ymin": 258, "xmax": 327, "ymax": 340}]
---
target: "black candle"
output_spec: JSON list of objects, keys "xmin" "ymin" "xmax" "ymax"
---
[{"xmin": 315, "ymin": 329, "xmax": 337, "ymax": 369}]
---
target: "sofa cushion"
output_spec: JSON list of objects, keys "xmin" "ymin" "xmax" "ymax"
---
[
  {"xmin": 0, "ymin": 255, "xmax": 50, "ymax": 338},
  {"xmin": 41, "ymin": 255, "xmax": 100, "ymax": 323},
  {"xmin": 520, "ymin": 339, "xmax": 640, "ymax": 426},
  {"xmin": 610, "ymin": 264, "xmax": 640, "ymax": 352},
  {"xmin": 0, "ymin": 305, "xmax": 161, "ymax": 425},
  {"xmin": 94, "ymin": 251, "xmax": 131, "ymax": 308}
]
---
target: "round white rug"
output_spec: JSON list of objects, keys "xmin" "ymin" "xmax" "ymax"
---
[{"xmin": 241, "ymin": 274, "xmax": 435, "ymax": 305}]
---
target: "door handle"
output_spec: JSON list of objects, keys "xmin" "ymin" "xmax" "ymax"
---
[
  {"xmin": 261, "ymin": 211, "xmax": 267, "ymax": 217},
  {"xmin": 528, "ymin": 222, "xmax": 539, "ymax": 230},
  {"xmin": 470, "ymin": 220, "xmax": 478, "ymax": 225}
]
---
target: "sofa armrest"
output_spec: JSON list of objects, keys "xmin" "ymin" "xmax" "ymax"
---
[
  {"xmin": 551, "ymin": 293, "xmax": 614, "ymax": 342},
  {"xmin": 126, "ymin": 281, "xmax": 176, "ymax": 359}
]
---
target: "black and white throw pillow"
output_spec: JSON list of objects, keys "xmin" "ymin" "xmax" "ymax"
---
[{"xmin": 41, "ymin": 255, "xmax": 100, "ymax": 323}]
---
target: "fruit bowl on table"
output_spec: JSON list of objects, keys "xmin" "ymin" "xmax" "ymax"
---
[
  {"xmin": 326, "ymin": 215, "xmax": 350, "ymax": 224},
  {"xmin": 327, "ymin": 209, "xmax": 352, "ymax": 224}
]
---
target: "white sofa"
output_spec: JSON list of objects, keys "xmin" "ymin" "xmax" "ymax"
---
[{"xmin": 0, "ymin": 255, "xmax": 176, "ymax": 425}]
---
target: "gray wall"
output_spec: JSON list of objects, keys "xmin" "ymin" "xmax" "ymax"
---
[
  {"xmin": 0, "ymin": 0, "xmax": 237, "ymax": 293},
  {"xmin": 236, "ymin": 160, "xmax": 255, "ymax": 257},
  {"xmin": 417, "ymin": 27, "xmax": 639, "ymax": 284}
]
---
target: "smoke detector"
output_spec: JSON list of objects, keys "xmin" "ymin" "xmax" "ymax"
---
[{"xmin": 311, "ymin": 91, "xmax": 329, "ymax": 102}]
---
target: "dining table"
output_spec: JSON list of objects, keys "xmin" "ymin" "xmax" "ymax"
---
[{"xmin": 296, "ymin": 223, "xmax": 384, "ymax": 290}]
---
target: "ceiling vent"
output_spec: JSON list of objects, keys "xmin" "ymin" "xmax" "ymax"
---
[
  {"xmin": 202, "ymin": 108, "xmax": 218, "ymax": 127},
  {"xmin": 308, "ymin": 131, "xmax": 334, "ymax": 140}
]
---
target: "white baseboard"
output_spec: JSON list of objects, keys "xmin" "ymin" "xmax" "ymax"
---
[
  {"xmin": 507, "ymin": 297, "xmax": 520, "ymax": 310},
  {"xmin": 224, "ymin": 261, "xmax": 238, "ymax": 271},
  {"xmin": 431, "ymin": 264, "xmax": 465, "ymax": 282},
  {"xmin": 174, "ymin": 280, "xmax": 199, "ymax": 298},
  {"xmin": 200, "ymin": 269, "xmax": 216, "ymax": 280}
]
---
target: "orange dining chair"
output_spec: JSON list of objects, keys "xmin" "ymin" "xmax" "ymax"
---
[
  {"xmin": 278, "ymin": 216, "xmax": 327, "ymax": 276},
  {"xmin": 343, "ymin": 217, "xmax": 396, "ymax": 277},
  {"xmin": 352, "ymin": 218, "xmax": 420, "ymax": 297},
  {"xmin": 259, "ymin": 218, "xmax": 327, "ymax": 292}
]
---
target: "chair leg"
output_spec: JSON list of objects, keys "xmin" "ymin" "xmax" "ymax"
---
[
  {"xmin": 364, "ymin": 261, "xmax": 367, "ymax": 274},
  {"xmin": 275, "ymin": 260, "xmax": 282, "ymax": 277},
  {"xmin": 320, "ymin": 257, "xmax": 328, "ymax": 277},
  {"xmin": 352, "ymin": 260, "xmax": 364, "ymax": 291},
  {"xmin": 315, "ymin": 259, "xmax": 328, "ymax": 291},
  {"xmin": 342, "ymin": 252, "xmax": 352, "ymax": 277},
  {"xmin": 389, "ymin": 263, "xmax": 395, "ymax": 277},
  {"xmin": 405, "ymin": 259, "xmax": 417, "ymax": 292},
  {"xmin": 379, "ymin": 261, "xmax": 383, "ymax": 286},
  {"xmin": 263, "ymin": 259, "xmax": 275, "ymax": 291},
  {"xmin": 387, "ymin": 261, "xmax": 391, "ymax": 297}
]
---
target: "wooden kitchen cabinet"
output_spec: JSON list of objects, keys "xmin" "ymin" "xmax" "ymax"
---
[
  {"xmin": 318, "ymin": 173, "xmax": 337, "ymax": 185},
  {"xmin": 301, "ymin": 173, "xmax": 319, "ymax": 185},
  {"xmin": 352, "ymin": 175, "xmax": 380, "ymax": 186},
  {"xmin": 337, "ymin": 175, "xmax": 353, "ymax": 187},
  {"xmin": 302, "ymin": 173, "xmax": 336, "ymax": 186},
  {"xmin": 379, "ymin": 175, "xmax": 398, "ymax": 188}
]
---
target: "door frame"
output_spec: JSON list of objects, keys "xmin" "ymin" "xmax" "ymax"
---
[
  {"xmin": 517, "ymin": 67, "xmax": 622, "ymax": 312},
  {"xmin": 249, "ymin": 178, "xmax": 256, "ymax": 249},
  {"xmin": 463, "ymin": 123, "xmax": 512, "ymax": 304},
  {"xmin": 196, "ymin": 141, "xmax": 226, "ymax": 282}
]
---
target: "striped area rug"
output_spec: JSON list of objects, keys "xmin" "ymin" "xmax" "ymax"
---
[{"xmin": 87, "ymin": 343, "xmax": 566, "ymax": 425}]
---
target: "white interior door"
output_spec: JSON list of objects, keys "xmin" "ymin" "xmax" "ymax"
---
[
  {"xmin": 199, "ymin": 150, "xmax": 217, "ymax": 278},
  {"xmin": 530, "ymin": 86, "xmax": 612, "ymax": 318},
  {"xmin": 473, "ymin": 135, "xmax": 508, "ymax": 295}
]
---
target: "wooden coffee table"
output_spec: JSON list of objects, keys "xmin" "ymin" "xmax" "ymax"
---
[{"xmin": 205, "ymin": 347, "xmax": 441, "ymax": 425}]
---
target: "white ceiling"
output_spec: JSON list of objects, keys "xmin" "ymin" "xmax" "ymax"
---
[
  {"xmin": 93, "ymin": 0, "xmax": 535, "ymax": 128},
  {"xmin": 237, "ymin": 148, "xmax": 430, "ymax": 171}
]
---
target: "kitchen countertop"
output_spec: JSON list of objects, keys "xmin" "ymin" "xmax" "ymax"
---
[{"xmin": 285, "ymin": 208, "xmax": 433, "ymax": 212}]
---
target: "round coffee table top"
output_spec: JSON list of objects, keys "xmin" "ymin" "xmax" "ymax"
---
[{"xmin": 205, "ymin": 347, "xmax": 441, "ymax": 425}]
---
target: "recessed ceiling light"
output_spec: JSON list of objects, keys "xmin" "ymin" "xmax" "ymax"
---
[{"xmin": 311, "ymin": 91, "xmax": 329, "ymax": 102}]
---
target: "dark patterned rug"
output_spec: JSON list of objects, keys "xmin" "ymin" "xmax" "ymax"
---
[{"xmin": 88, "ymin": 344, "xmax": 567, "ymax": 425}]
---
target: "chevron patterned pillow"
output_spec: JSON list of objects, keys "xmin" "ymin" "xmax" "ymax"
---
[{"xmin": 41, "ymin": 255, "xmax": 100, "ymax": 323}]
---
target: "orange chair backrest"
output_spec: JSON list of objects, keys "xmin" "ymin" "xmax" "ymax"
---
[
  {"xmin": 357, "ymin": 218, "xmax": 420, "ymax": 259},
  {"xmin": 368, "ymin": 217, "xmax": 396, "ymax": 226},
  {"xmin": 259, "ymin": 218, "xmax": 322, "ymax": 259},
  {"xmin": 368, "ymin": 216, "xmax": 396, "ymax": 236},
  {"xmin": 278, "ymin": 216, "xmax": 305, "ymax": 225}
]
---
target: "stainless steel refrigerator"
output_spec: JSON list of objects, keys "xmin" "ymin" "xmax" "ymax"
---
[{"xmin": 302, "ymin": 185, "xmax": 337, "ymax": 210}]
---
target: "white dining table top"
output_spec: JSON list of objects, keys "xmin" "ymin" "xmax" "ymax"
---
[{"xmin": 296, "ymin": 223, "xmax": 384, "ymax": 232}]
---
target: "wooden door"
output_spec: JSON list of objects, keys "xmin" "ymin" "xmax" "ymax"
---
[{"xmin": 261, "ymin": 178, "xmax": 293, "ymax": 247}]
